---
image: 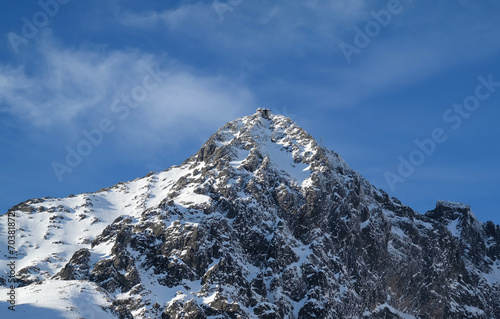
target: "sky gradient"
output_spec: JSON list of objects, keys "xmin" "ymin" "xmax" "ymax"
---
[{"xmin": 1, "ymin": 0, "xmax": 499, "ymax": 224}]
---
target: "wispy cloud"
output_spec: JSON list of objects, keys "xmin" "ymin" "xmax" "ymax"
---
[
  {"xmin": 116, "ymin": 0, "xmax": 500, "ymax": 112},
  {"xmin": 0, "ymin": 32, "xmax": 255, "ymax": 147},
  {"xmin": 319, "ymin": 1, "xmax": 500, "ymax": 107},
  {"xmin": 119, "ymin": 3, "xmax": 208, "ymax": 30},
  {"xmin": 118, "ymin": 1, "xmax": 368, "ymax": 57},
  {"xmin": 0, "ymin": 32, "xmax": 155, "ymax": 128},
  {"xmin": 117, "ymin": 70, "xmax": 255, "ymax": 148}
]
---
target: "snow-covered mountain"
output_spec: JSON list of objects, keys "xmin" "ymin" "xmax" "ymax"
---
[{"xmin": 2, "ymin": 109, "xmax": 500, "ymax": 318}]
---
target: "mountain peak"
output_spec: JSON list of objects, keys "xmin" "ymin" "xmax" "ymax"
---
[
  {"xmin": 3, "ymin": 111, "xmax": 500, "ymax": 318},
  {"xmin": 256, "ymin": 107, "xmax": 272, "ymax": 119},
  {"xmin": 190, "ymin": 109, "xmax": 350, "ymax": 190}
]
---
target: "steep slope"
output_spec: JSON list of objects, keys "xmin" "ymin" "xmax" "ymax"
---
[{"xmin": 1, "ymin": 109, "xmax": 500, "ymax": 318}]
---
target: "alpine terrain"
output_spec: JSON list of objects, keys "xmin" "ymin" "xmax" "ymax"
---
[{"xmin": 1, "ymin": 109, "xmax": 500, "ymax": 319}]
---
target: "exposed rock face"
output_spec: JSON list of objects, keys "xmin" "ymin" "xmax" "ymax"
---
[
  {"xmin": 54, "ymin": 248, "xmax": 91, "ymax": 280},
  {"xmin": 2, "ymin": 110, "xmax": 500, "ymax": 318}
]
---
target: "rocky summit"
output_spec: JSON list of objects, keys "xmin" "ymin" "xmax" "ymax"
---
[{"xmin": 1, "ymin": 109, "xmax": 500, "ymax": 318}]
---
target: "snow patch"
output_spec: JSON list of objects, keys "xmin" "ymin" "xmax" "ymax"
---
[{"xmin": 0, "ymin": 280, "xmax": 114, "ymax": 319}]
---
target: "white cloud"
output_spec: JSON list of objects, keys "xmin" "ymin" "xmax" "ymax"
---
[
  {"xmin": 0, "ymin": 34, "xmax": 155, "ymax": 127},
  {"xmin": 0, "ymin": 32, "xmax": 255, "ymax": 146},
  {"xmin": 115, "ymin": 71, "xmax": 255, "ymax": 148}
]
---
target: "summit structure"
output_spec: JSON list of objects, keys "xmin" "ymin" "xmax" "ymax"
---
[
  {"xmin": 257, "ymin": 107, "xmax": 271, "ymax": 119},
  {"xmin": 1, "ymin": 110, "xmax": 500, "ymax": 318}
]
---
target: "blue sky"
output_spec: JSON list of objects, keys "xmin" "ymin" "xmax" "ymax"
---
[{"xmin": 0, "ymin": 0, "xmax": 499, "ymax": 224}]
